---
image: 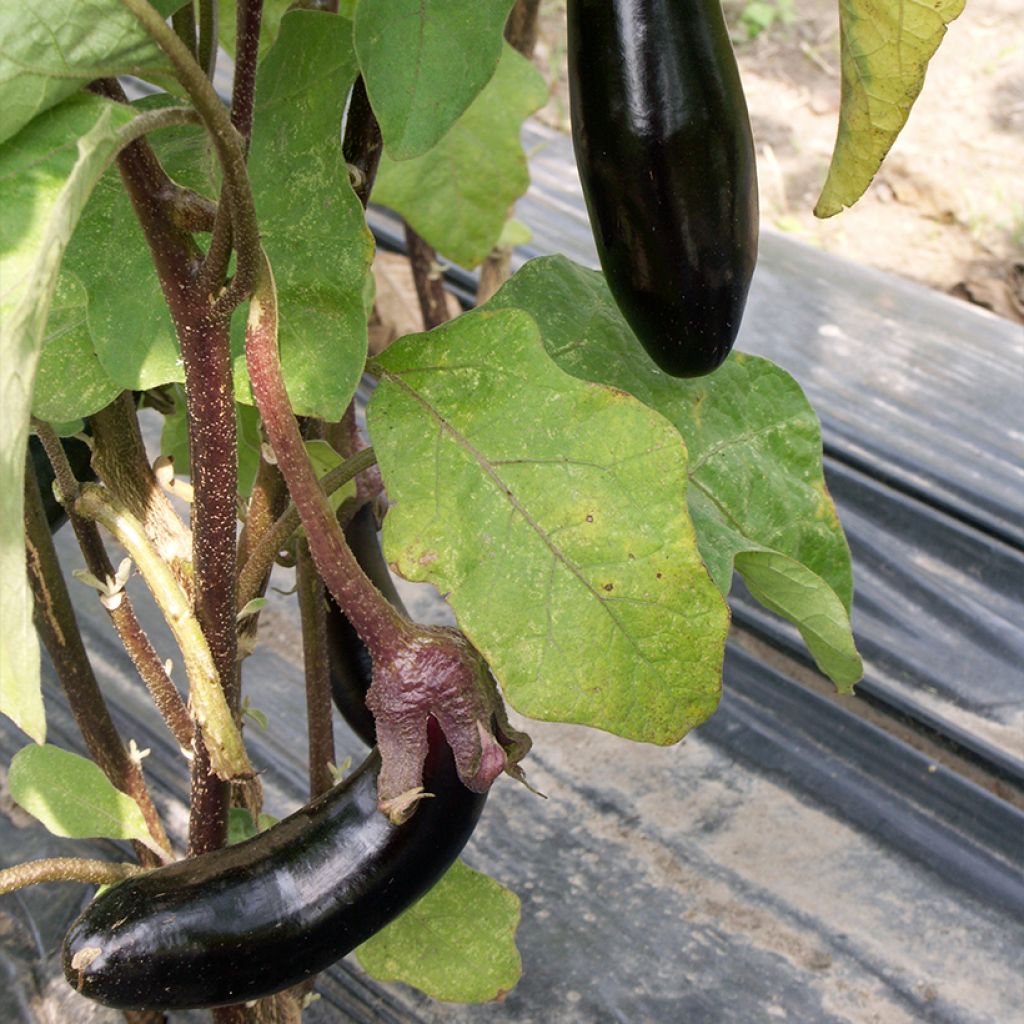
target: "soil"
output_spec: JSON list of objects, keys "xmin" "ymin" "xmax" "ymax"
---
[{"xmin": 530, "ymin": 0, "xmax": 1024, "ymax": 323}]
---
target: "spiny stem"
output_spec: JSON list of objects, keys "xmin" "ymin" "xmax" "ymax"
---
[
  {"xmin": 244, "ymin": 252, "xmax": 416, "ymax": 658},
  {"xmin": 121, "ymin": 0, "xmax": 261, "ymax": 308},
  {"xmin": 0, "ymin": 858, "xmax": 147, "ymax": 896},
  {"xmin": 236, "ymin": 447, "xmax": 378, "ymax": 612},
  {"xmin": 74, "ymin": 484, "xmax": 252, "ymax": 782},
  {"xmin": 33, "ymin": 422, "xmax": 194, "ymax": 751},
  {"xmin": 231, "ymin": 0, "xmax": 264, "ymax": 148},
  {"xmin": 23, "ymin": 472, "xmax": 171, "ymax": 865}
]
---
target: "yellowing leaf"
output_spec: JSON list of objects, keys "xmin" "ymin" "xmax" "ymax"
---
[
  {"xmin": 815, "ymin": 0, "xmax": 965, "ymax": 217},
  {"xmin": 369, "ymin": 308, "xmax": 728, "ymax": 743}
]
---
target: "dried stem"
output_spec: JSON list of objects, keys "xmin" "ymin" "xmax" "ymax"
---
[
  {"xmin": 24, "ymin": 472, "xmax": 170, "ymax": 865},
  {"xmin": 0, "ymin": 858, "xmax": 147, "ymax": 895}
]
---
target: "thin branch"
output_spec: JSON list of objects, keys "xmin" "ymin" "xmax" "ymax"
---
[
  {"xmin": 231, "ymin": 0, "xmax": 264, "ymax": 149},
  {"xmin": 404, "ymin": 223, "xmax": 451, "ymax": 329},
  {"xmin": 90, "ymin": 393, "xmax": 194, "ymax": 597},
  {"xmin": 33, "ymin": 423, "xmax": 194, "ymax": 751},
  {"xmin": 296, "ymin": 543, "xmax": 335, "ymax": 798},
  {"xmin": 0, "ymin": 858, "xmax": 147, "ymax": 896},
  {"xmin": 236, "ymin": 447, "xmax": 378, "ymax": 612},
  {"xmin": 24, "ymin": 471, "xmax": 171, "ymax": 865},
  {"xmin": 74, "ymin": 484, "xmax": 252, "ymax": 782},
  {"xmin": 245, "ymin": 252, "xmax": 415, "ymax": 656},
  {"xmin": 121, "ymin": 0, "xmax": 261, "ymax": 308}
]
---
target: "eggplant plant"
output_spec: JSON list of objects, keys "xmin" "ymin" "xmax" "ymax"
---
[{"xmin": 0, "ymin": 0, "xmax": 963, "ymax": 1020}]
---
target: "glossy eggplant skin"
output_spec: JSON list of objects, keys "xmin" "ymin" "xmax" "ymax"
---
[
  {"xmin": 567, "ymin": 0, "xmax": 758, "ymax": 377},
  {"xmin": 30, "ymin": 433, "xmax": 95, "ymax": 532},
  {"xmin": 62, "ymin": 722, "xmax": 486, "ymax": 1011},
  {"xmin": 326, "ymin": 503, "xmax": 406, "ymax": 746}
]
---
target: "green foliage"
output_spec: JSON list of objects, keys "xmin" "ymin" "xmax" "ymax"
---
[
  {"xmin": 357, "ymin": 860, "xmax": 521, "ymax": 1001},
  {"xmin": 8, "ymin": 744, "xmax": 154, "ymax": 847},
  {"xmin": 736, "ymin": 0, "xmax": 794, "ymax": 40},
  {"xmin": 0, "ymin": 0, "xmax": 181, "ymax": 147},
  {"xmin": 237, "ymin": 10, "xmax": 373, "ymax": 419},
  {"xmin": 355, "ymin": 0, "xmax": 516, "ymax": 160},
  {"xmin": 369, "ymin": 308, "xmax": 728, "ymax": 743},
  {"xmin": 484, "ymin": 257, "xmax": 861, "ymax": 688},
  {"xmin": 0, "ymin": 93, "xmax": 145, "ymax": 744},
  {"xmin": 373, "ymin": 45, "xmax": 547, "ymax": 269}
]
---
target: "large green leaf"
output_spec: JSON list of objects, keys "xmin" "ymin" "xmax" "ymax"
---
[
  {"xmin": 373, "ymin": 44, "xmax": 546, "ymax": 269},
  {"xmin": 8, "ymin": 744, "xmax": 153, "ymax": 846},
  {"xmin": 815, "ymin": 0, "xmax": 965, "ymax": 217},
  {"xmin": 485, "ymin": 257, "xmax": 861, "ymax": 689},
  {"xmin": 0, "ymin": 94, "xmax": 143, "ymax": 743},
  {"xmin": 0, "ymin": 0, "xmax": 182, "ymax": 147},
  {"xmin": 368, "ymin": 308, "xmax": 728, "ymax": 743},
  {"xmin": 62, "ymin": 104, "xmax": 212, "ymax": 394},
  {"xmin": 355, "ymin": 0, "xmax": 516, "ymax": 160},
  {"xmin": 31, "ymin": 271, "xmax": 120, "ymax": 423},
  {"xmin": 236, "ymin": 10, "xmax": 373, "ymax": 418},
  {"xmin": 357, "ymin": 860, "xmax": 521, "ymax": 1002}
]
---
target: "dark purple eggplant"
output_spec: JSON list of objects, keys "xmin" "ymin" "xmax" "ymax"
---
[
  {"xmin": 62, "ymin": 720, "xmax": 485, "ymax": 1010},
  {"xmin": 567, "ymin": 0, "xmax": 758, "ymax": 377}
]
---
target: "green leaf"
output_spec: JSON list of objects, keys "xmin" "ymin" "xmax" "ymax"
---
[
  {"xmin": 815, "ymin": 0, "xmax": 965, "ymax": 217},
  {"xmin": 8, "ymin": 744, "xmax": 153, "ymax": 845},
  {"xmin": 357, "ymin": 860, "xmax": 521, "ymax": 1002},
  {"xmin": 304, "ymin": 440, "xmax": 358, "ymax": 513},
  {"xmin": 373, "ymin": 45, "xmax": 547, "ymax": 269},
  {"xmin": 236, "ymin": 10, "xmax": 373, "ymax": 419},
  {"xmin": 0, "ymin": 0, "xmax": 181, "ymax": 147},
  {"xmin": 31, "ymin": 271, "xmax": 119, "ymax": 424},
  {"xmin": 0, "ymin": 94, "xmax": 142, "ymax": 743},
  {"xmin": 484, "ymin": 256, "xmax": 861, "ymax": 689},
  {"xmin": 368, "ymin": 308, "xmax": 728, "ymax": 743},
  {"xmin": 62, "ymin": 97, "xmax": 215, "ymax": 395},
  {"xmin": 355, "ymin": 0, "xmax": 515, "ymax": 160}
]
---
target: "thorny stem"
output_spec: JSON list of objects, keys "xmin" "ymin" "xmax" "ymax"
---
[
  {"xmin": 0, "ymin": 858, "xmax": 147, "ymax": 896},
  {"xmin": 404, "ymin": 223, "xmax": 452, "ymax": 330},
  {"xmin": 90, "ymin": 396, "xmax": 194, "ymax": 603},
  {"xmin": 23, "ymin": 472, "xmax": 171, "ymax": 866},
  {"xmin": 296, "ymin": 543, "xmax": 335, "ymax": 798},
  {"xmin": 245, "ymin": 253, "xmax": 416, "ymax": 658},
  {"xmin": 231, "ymin": 0, "xmax": 264, "ymax": 148},
  {"xmin": 121, "ymin": 0, "xmax": 261, "ymax": 310},
  {"xmin": 343, "ymin": 76, "xmax": 383, "ymax": 209},
  {"xmin": 236, "ymin": 447, "xmax": 378, "ymax": 611},
  {"xmin": 74, "ymin": 484, "xmax": 252, "ymax": 783},
  {"xmin": 33, "ymin": 423, "xmax": 194, "ymax": 752}
]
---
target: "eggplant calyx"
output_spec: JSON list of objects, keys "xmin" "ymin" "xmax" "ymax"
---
[{"xmin": 367, "ymin": 626, "xmax": 531, "ymax": 821}]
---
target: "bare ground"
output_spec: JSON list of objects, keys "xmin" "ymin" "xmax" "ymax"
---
[{"xmin": 530, "ymin": 0, "xmax": 1024, "ymax": 322}]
